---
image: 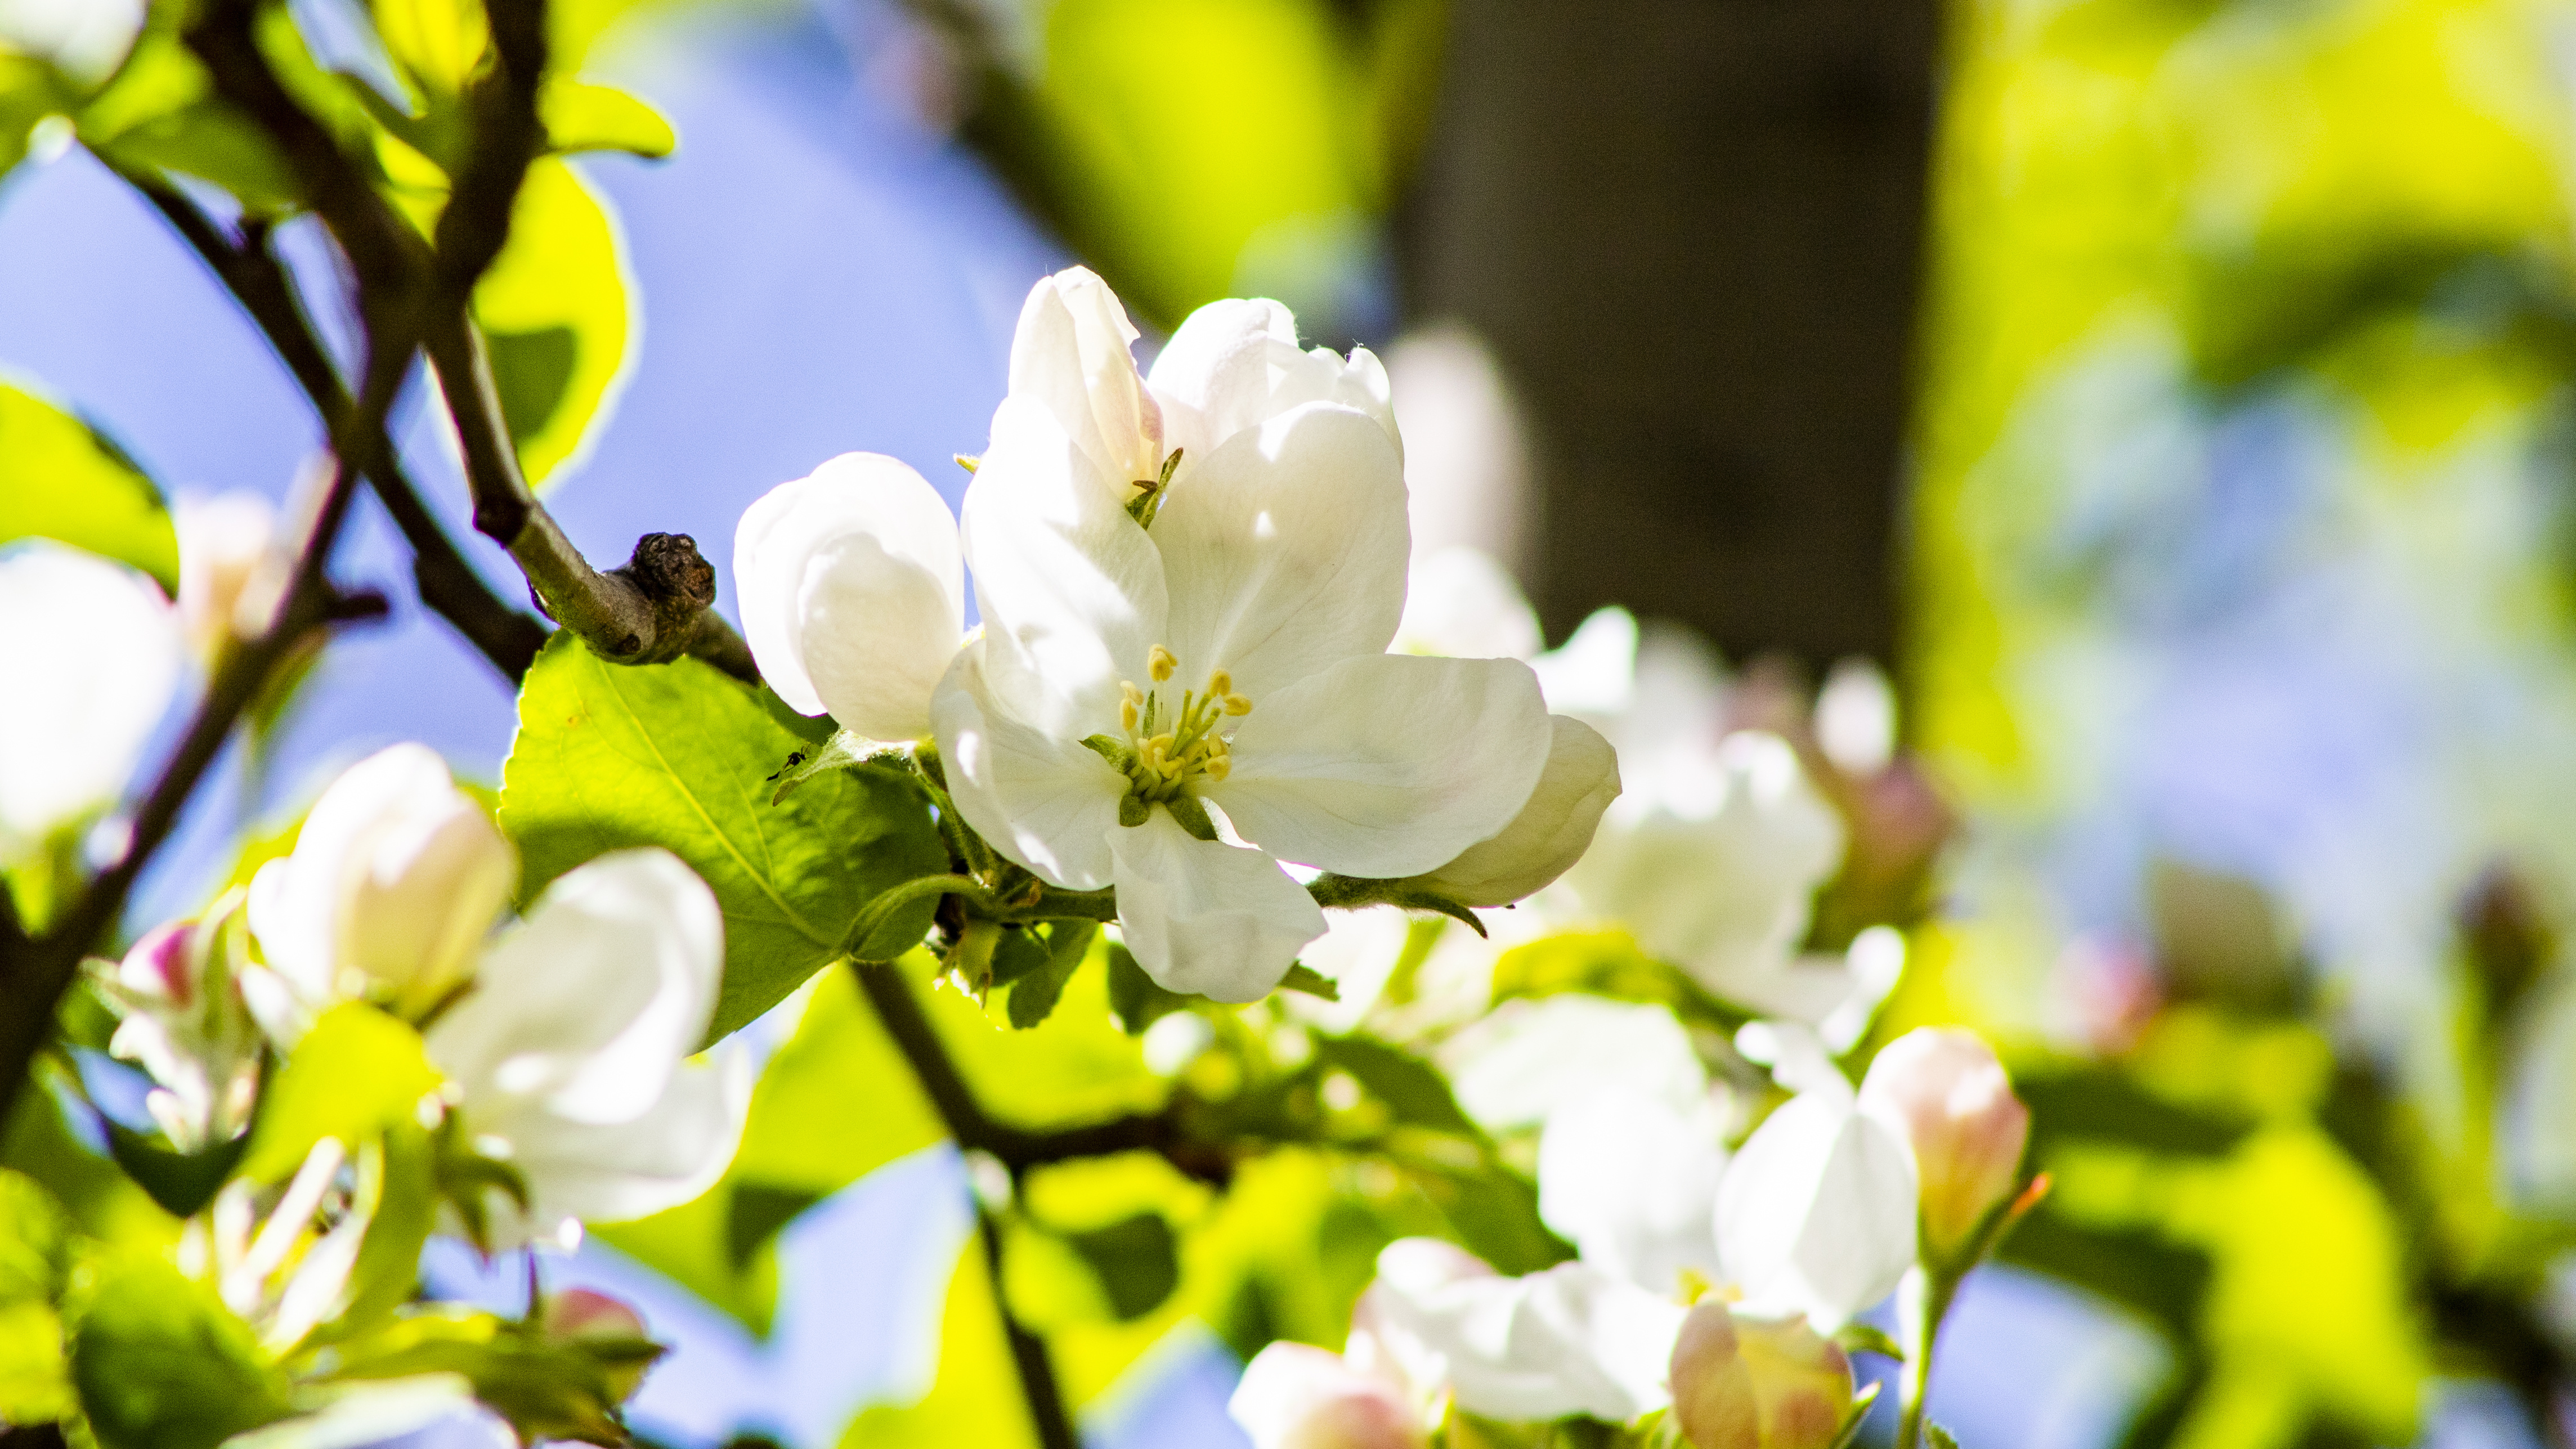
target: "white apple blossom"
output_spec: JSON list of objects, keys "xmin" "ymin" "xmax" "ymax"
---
[
  {"xmin": 932, "ymin": 268, "xmax": 1554, "ymax": 1001},
  {"xmin": 1441, "ymin": 994, "xmax": 1712, "ymax": 1134},
  {"xmin": 0, "ymin": 541, "xmax": 182, "ymax": 866},
  {"xmin": 0, "ymin": 0, "xmax": 144, "ymax": 84},
  {"xmin": 93, "ymin": 896, "xmax": 262, "ymax": 1152},
  {"xmin": 247, "ymin": 744, "xmax": 517, "ymax": 1033},
  {"xmin": 423, "ymin": 848, "xmax": 748, "ymax": 1250},
  {"xmin": 1537, "ymin": 1085, "xmax": 1731, "ymax": 1299},
  {"xmin": 175, "ymin": 491, "xmax": 280, "ymax": 662},
  {"xmin": 1229, "ymin": 1340, "xmax": 1428, "ymax": 1449},
  {"xmin": 1350, "ymin": 1237, "xmax": 1687, "ymax": 1425},
  {"xmin": 733, "ymin": 452, "xmax": 965, "ymax": 743}
]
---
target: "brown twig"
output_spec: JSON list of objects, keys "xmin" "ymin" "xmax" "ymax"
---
[
  {"xmin": 976, "ymin": 1209, "xmax": 1085, "ymax": 1449},
  {"xmin": 122, "ymin": 176, "xmax": 549, "ymax": 682}
]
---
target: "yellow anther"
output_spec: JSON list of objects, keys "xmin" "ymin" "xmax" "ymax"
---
[
  {"xmin": 1207, "ymin": 668, "xmax": 1233, "ymax": 697},
  {"xmin": 1224, "ymin": 693, "xmax": 1253, "ymax": 716},
  {"xmin": 1121, "ymin": 680, "xmax": 1144, "ymax": 707},
  {"xmin": 1149, "ymin": 645, "xmax": 1177, "ymax": 683},
  {"xmin": 1207, "ymin": 753, "xmax": 1231, "ymax": 782},
  {"xmin": 1120, "ymin": 698, "xmax": 1139, "ymax": 732}
]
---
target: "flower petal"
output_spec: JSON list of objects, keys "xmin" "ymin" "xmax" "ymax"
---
[
  {"xmin": 1209, "ymin": 653, "xmax": 1551, "ymax": 878},
  {"xmin": 733, "ymin": 453, "xmax": 964, "ymax": 741},
  {"xmin": 427, "ymin": 848, "xmax": 722, "ymax": 1126},
  {"xmin": 1394, "ymin": 545, "xmax": 1540, "ymax": 661},
  {"xmin": 1149, "ymin": 402, "xmax": 1409, "ymax": 700},
  {"xmin": 1359, "ymin": 1253, "xmax": 1686, "ymax": 1424},
  {"xmin": 930, "ymin": 637, "xmax": 1128, "ymax": 891},
  {"xmin": 1107, "ymin": 809, "xmax": 1325, "ymax": 1002},
  {"xmin": 1714, "ymin": 1086, "xmax": 1919, "ymax": 1329},
  {"xmin": 1538, "ymin": 1087, "xmax": 1730, "ymax": 1298},
  {"xmin": 1148, "ymin": 297, "xmax": 1399, "ymax": 462},
  {"xmin": 474, "ymin": 1051, "xmax": 750, "ymax": 1247},
  {"xmin": 964, "ymin": 395, "xmax": 1170, "ymax": 733},
  {"xmin": 1408, "ymin": 715, "xmax": 1619, "ymax": 907},
  {"xmin": 1006, "ymin": 266, "xmax": 1163, "ymax": 497},
  {"xmin": 0, "ymin": 543, "xmax": 179, "ymax": 858}
]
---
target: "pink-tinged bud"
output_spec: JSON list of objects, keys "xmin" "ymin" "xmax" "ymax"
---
[
  {"xmin": 1669, "ymin": 1300, "xmax": 1854, "ymax": 1449},
  {"xmin": 1229, "ymin": 1343, "xmax": 1428, "ymax": 1449},
  {"xmin": 118, "ymin": 922, "xmax": 196, "ymax": 1008},
  {"xmin": 1857, "ymin": 1027, "xmax": 2030, "ymax": 1259},
  {"xmin": 541, "ymin": 1289, "xmax": 656, "ymax": 1403}
]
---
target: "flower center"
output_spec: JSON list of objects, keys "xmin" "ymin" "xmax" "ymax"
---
[{"xmin": 1096, "ymin": 644, "xmax": 1253, "ymax": 822}]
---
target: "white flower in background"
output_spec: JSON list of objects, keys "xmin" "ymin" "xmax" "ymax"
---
[
  {"xmin": 934, "ymin": 268, "xmax": 1553, "ymax": 1001},
  {"xmin": 1667, "ymin": 1298, "xmax": 1858, "ymax": 1449},
  {"xmin": 423, "ymin": 849, "xmax": 747, "ymax": 1250},
  {"xmin": 1441, "ymin": 994, "xmax": 1713, "ymax": 1134},
  {"xmin": 1813, "ymin": 658, "xmax": 1897, "ymax": 778},
  {"xmin": 1229, "ymin": 1340, "xmax": 1428, "ymax": 1449},
  {"xmin": 0, "ymin": 541, "xmax": 182, "ymax": 866},
  {"xmin": 1385, "ymin": 329, "xmax": 1530, "ymax": 573},
  {"xmin": 1538, "ymin": 1085, "xmax": 1731, "ymax": 1298},
  {"xmin": 1351, "ymin": 1237, "xmax": 1687, "ymax": 1425},
  {"xmin": 1394, "ymin": 546, "xmax": 1540, "ymax": 662},
  {"xmin": 0, "ymin": 0, "xmax": 144, "ymax": 84},
  {"xmin": 247, "ymin": 744, "xmax": 517, "ymax": 1033},
  {"xmin": 93, "ymin": 896, "xmax": 262, "ymax": 1152},
  {"xmin": 175, "ymin": 491, "xmax": 279, "ymax": 662},
  {"xmin": 1858, "ymin": 1027, "xmax": 2030, "ymax": 1260},
  {"xmin": 195, "ymin": 1137, "xmax": 378, "ymax": 1354},
  {"xmin": 1715, "ymin": 1025, "xmax": 1919, "ymax": 1330},
  {"xmin": 734, "ymin": 452, "xmax": 965, "ymax": 744}
]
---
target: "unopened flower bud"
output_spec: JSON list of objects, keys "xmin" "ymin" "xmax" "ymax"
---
[
  {"xmin": 248, "ymin": 744, "xmax": 516, "ymax": 1026},
  {"xmin": 1228, "ymin": 1342, "xmax": 1427, "ymax": 1449},
  {"xmin": 1669, "ymin": 1300, "xmax": 1855, "ymax": 1449},
  {"xmin": 540, "ymin": 1288, "xmax": 656, "ymax": 1403},
  {"xmin": 176, "ymin": 492, "xmax": 278, "ymax": 661},
  {"xmin": 1858, "ymin": 1027, "xmax": 2030, "ymax": 1260},
  {"xmin": 1406, "ymin": 715, "xmax": 1619, "ymax": 907},
  {"xmin": 95, "ymin": 898, "xmax": 261, "ymax": 1152},
  {"xmin": 734, "ymin": 453, "xmax": 966, "ymax": 743}
]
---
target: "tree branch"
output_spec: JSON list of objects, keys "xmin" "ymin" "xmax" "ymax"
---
[
  {"xmin": 976, "ymin": 1209, "xmax": 1085, "ymax": 1449},
  {"xmin": 186, "ymin": 0, "xmax": 756, "ymax": 683},
  {"xmin": 122, "ymin": 176, "xmax": 549, "ymax": 683}
]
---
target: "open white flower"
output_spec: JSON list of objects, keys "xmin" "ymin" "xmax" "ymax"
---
[
  {"xmin": 734, "ymin": 452, "xmax": 965, "ymax": 743},
  {"xmin": 934, "ymin": 269, "xmax": 1554, "ymax": 1001},
  {"xmin": 1351, "ymin": 1237, "xmax": 1687, "ymax": 1425},
  {"xmin": 1538, "ymin": 1085, "xmax": 1731, "ymax": 1299},
  {"xmin": 0, "ymin": 541, "xmax": 181, "ymax": 866},
  {"xmin": 247, "ymin": 744, "xmax": 517, "ymax": 1033},
  {"xmin": 424, "ymin": 849, "xmax": 747, "ymax": 1250}
]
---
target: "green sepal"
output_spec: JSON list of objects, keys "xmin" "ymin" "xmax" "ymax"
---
[
  {"xmin": 1163, "ymin": 794, "xmax": 1220, "ymax": 842},
  {"xmin": 1828, "ymin": 1381, "xmax": 1884, "ymax": 1449},
  {"xmin": 1081, "ymin": 734, "xmax": 1134, "ymax": 770},
  {"xmin": 1834, "ymin": 1320, "xmax": 1905, "ymax": 1362},
  {"xmin": 313, "ymin": 1308, "xmax": 660, "ymax": 1446},
  {"xmin": 1117, "ymin": 794, "xmax": 1151, "ymax": 828},
  {"xmin": 1307, "ymin": 873, "xmax": 1489, "ymax": 936},
  {"xmin": 1926, "ymin": 1424, "xmax": 1962, "ymax": 1449},
  {"xmin": 1279, "ymin": 963, "xmax": 1339, "ymax": 1001}
]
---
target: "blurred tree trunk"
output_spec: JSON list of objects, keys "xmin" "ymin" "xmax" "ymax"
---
[{"xmin": 1395, "ymin": 0, "xmax": 1939, "ymax": 670}]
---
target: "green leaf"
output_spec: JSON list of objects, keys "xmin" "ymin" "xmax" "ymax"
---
[
  {"xmin": 768, "ymin": 728, "xmax": 896, "ymax": 804},
  {"xmin": 0, "ymin": 1170, "xmax": 70, "ymax": 1305},
  {"xmin": 541, "ymin": 79, "xmax": 675, "ymax": 158},
  {"xmin": 319, "ymin": 1308, "xmax": 642, "ymax": 1446},
  {"xmin": 1061, "ymin": 1212, "xmax": 1180, "ymax": 1322},
  {"xmin": 0, "ymin": 56, "xmax": 75, "ymax": 187},
  {"xmin": 239, "ymin": 1003, "xmax": 440, "ymax": 1184},
  {"xmin": 473, "ymin": 158, "xmax": 634, "ymax": 487},
  {"xmin": 1006, "ymin": 922, "xmax": 1096, "ymax": 1030},
  {"xmin": 1280, "ymin": 963, "xmax": 1339, "ymax": 1001},
  {"xmin": 0, "ymin": 1299, "xmax": 71, "ymax": 1424},
  {"xmin": 724, "ymin": 1183, "xmax": 822, "ymax": 1271},
  {"xmin": 78, "ymin": 21, "xmax": 304, "ymax": 213},
  {"xmin": 1106, "ymin": 941, "xmax": 1186, "ymax": 1035},
  {"xmin": 326, "ymin": 1127, "xmax": 438, "ymax": 1347},
  {"xmin": 1925, "ymin": 1424, "xmax": 1961, "ymax": 1449},
  {"xmin": 0, "ymin": 379, "xmax": 177, "ymax": 591},
  {"xmin": 1490, "ymin": 930, "xmax": 1746, "ymax": 1032},
  {"xmin": 65, "ymin": 1249, "xmax": 293, "ymax": 1449},
  {"xmin": 104, "ymin": 1123, "xmax": 248, "ymax": 1220},
  {"xmin": 728, "ymin": 969, "xmax": 946, "ymax": 1193},
  {"xmin": 1312, "ymin": 1036, "xmax": 1478, "ymax": 1136},
  {"xmin": 501, "ymin": 636, "xmax": 949, "ymax": 1042}
]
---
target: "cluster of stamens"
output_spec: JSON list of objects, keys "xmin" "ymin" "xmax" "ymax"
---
[{"xmin": 1117, "ymin": 645, "xmax": 1252, "ymax": 802}]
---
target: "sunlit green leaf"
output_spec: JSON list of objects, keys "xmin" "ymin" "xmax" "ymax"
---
[
  {"xmin": 731, "ymin": 969, "xmax": 947, "ymax": 1195},
  {"xmin": 1005, "ymin": 922, "xmax": 1096, "ymax": 1030},
  {"xmin": 320, "ymin": 1307, "xmax": 642, "ymax": 1446},
  {"xmin": 542, "ymin": 79, "xmax": 675, "ymax": 158},
  {"xmin": 239, "ymin": 1003, "xmax": 440, "ymax": 1184},
  {"xmin": 104, "ymin": 1122, "xmax": 248, "ymax": 1220},
  {"xmin": 1311, "ymin": 1035, "xmax": 1477, "ymax": 1137},
  {"xmin": 65, "ymin": 1249, "xmax": 293, "ymax": 1449},
  {"xmin": 0, "ymin": 379, "xmax": 176, "ymax": 591},
  {"xmin": 474, "ymin": 157, "xmax": 634, "ymax": 486},
  {"xmin": 501, "ymin": 636, "xmax": 950, "ymax": 1042}
]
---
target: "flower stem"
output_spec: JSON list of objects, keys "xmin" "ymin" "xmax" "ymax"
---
[{"xmin": 1893, "ymin": 1264, "xmax": 1962, "ymax": 1449}]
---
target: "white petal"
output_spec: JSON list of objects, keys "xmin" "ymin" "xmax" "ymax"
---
[
  {"xmin": 1394, "ymin": 546, "xmax": 1540, "ymax": 662},
  {"xmin": 1538, "ymin": 1087, "xmax": 1730, "ymax": 1298},
  {"xmin": 1208, "ymin": 654, "xmax": 1551, "ymax": 879},
  {"xmin": 1410, "ymin": 715, "xmax": 1619, "ymax": 907},
  {"xmin": 1714, "ymin": 1088, "xmax": 1919, "ymax": 1329},
  {"xmin": 476, "ymin": 1050, "xmax": 750, "ymax": 1246},
  {"xmin": 1567, "ymin": 732, "xmax": 1844, "ymax": 1000},
  {"xmin": 963, "ymin": 396, "xmax": 1170, "ymax": 733},
  {"xmin": 248, "ymin": 743, "xmax": 513, "ymax": 1014},
  {"xmin": 427, "ymin": 849, "xmax": 721, "ymax": 1125},
  {"xmin": 1439, "ymin": 995, "xmax": 1710, "ymax": 1134},
  {"xmin": 1148, "ymin": 298, "xmax": 1399, "ymax": 462},
  {"xmin": 1006, "ymin": 266, "xmax": 1163, "ymax": 496},
  {"xmin": 0, "ymin": 544, "xmax": 179, "ymax": 858},
  {"xmin": 930, "ymin": 638, "xmax": 1128, "ymax": 891},
  {"xmin": 1107, "ymin": 809, "xmax": 1325, "ymax": 1002},
  {"xmin": 733, "ymin": 453, "xmax": 964, "ymax": 741},
  {"xmin": 1149, "ymin": 402, "xmax": 1409, "ymax": 701},
  {"xmin": 1227, "ymin": 1343, "xmax": 1424, "ymax": 1449},
  {"xmin": 1361, "ymin": 1255, "xmax": 1685, "ymax": 1424},
  {"xmin": 1529, "ymin": 607, "xmax": 1638, "ymax": 720},
  {"xmin": 221, "ymin": 1375, "xmax": 491, "ymax": 1449}
]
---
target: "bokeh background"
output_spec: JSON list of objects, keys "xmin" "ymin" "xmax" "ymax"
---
[{"xmin": 10, "ymin": 0, "xmax": 2576, "ymax": 1443}]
